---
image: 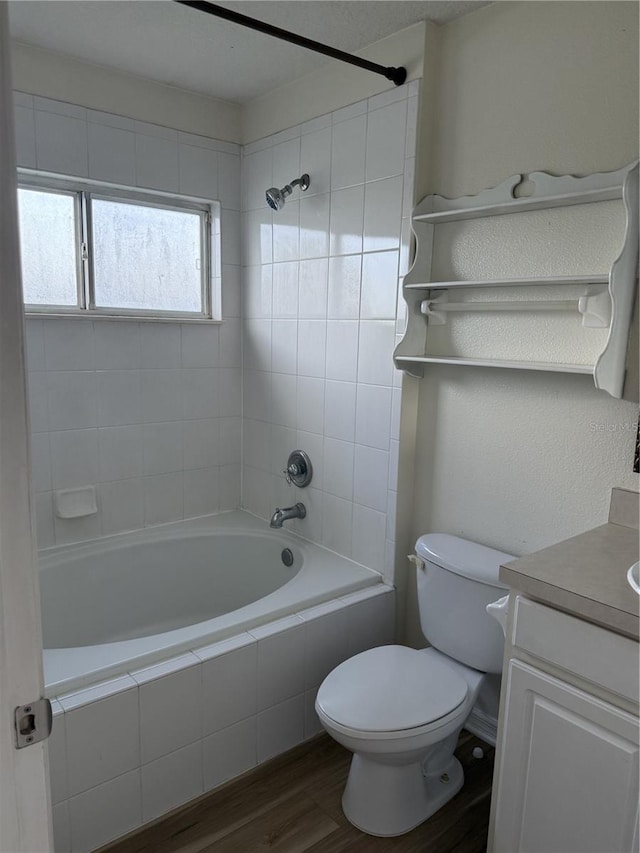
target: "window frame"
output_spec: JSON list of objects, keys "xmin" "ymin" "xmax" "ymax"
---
[{"xmin": 18, "ymin": 171, "xmax": 219, "ymax": 322}]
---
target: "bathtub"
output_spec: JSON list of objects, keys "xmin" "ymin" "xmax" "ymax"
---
[
  {"xmin": 41, "ymin": 510, "xmax": 383, "ymax": 696},
  {"xmin": 44, "ymin": 510, "xmax": 395, "ymax": 851}
]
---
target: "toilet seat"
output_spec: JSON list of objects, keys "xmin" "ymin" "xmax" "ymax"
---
[{"xmin": 316, "ymin": 645, "xmax": 469, "ymax": 740}]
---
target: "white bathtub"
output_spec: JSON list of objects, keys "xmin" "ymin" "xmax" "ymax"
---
[{"xmin": 41, "ymin": 510, "xmax": 382, "ymax": 696}]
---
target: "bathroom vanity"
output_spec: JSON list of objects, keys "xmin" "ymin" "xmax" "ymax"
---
[{"xmin": 488, "ymin": 489, "xmax": 639, "ymax": 853}]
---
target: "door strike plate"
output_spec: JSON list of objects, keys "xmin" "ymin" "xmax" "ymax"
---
[{"xmin": 14, "ymin": 698, "xmax": 53, "ymax": 749}]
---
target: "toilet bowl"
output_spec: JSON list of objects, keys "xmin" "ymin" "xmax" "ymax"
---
[{"xmin": 315, "ymin": 533, "xmax": 513, "ymax": 837}]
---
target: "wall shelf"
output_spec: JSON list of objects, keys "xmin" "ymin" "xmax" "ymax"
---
[{"xmin": 394, "ymin": 162, "xmax": 639, "ymax": 397}]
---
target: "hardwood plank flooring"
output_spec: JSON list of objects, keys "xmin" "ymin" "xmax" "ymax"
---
[{"xmin": 101, "ymin": 732, "xmax": 494, "ymax": 853}]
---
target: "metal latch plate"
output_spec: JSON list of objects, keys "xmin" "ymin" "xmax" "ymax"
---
[{"xmin": 14, "ymin": 698, "xmax": 53, "ymax": 749}]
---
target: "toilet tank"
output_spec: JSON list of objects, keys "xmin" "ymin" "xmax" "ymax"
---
[{"xmin": 415, "ymin": 534, "xmax": 513, "ymax": 674}]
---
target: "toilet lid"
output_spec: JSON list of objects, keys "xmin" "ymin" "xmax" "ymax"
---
[{"xmin": 316, "ymin": 645, "xmax": 468, "ymax": 733}]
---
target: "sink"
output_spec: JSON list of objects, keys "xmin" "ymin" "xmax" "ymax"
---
[{"xmin": 627, "ymin": 562, "xmax": 640, "ymax": 594}]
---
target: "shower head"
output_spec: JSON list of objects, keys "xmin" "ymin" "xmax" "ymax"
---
[{"xmin": 266, "ymin": 174, "xmax": 310, "ymax": 211}]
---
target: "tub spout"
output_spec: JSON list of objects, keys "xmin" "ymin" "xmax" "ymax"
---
[{"xmin": 269, "ymin": 502, "xmax": 306, "ymax": 528}]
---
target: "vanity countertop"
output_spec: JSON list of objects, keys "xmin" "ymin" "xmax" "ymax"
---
[{"xmin": 500, "ymin": 521, "xmax": 639, "ymax": 640}]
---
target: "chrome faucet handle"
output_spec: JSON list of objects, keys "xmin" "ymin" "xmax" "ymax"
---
[
  {"xmin": 283, "ymin": 462, "xmax": 301, "ymax": 486},
  {"xmin": 282, "ymin": 450, "xmax": 313, "ymax": 488}
]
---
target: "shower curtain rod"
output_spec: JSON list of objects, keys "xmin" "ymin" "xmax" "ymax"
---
[{"xmin": 175, "ymin": 0, "xmax": 408, "ymax": 86}]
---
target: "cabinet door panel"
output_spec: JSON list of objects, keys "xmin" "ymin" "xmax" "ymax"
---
[{"xmin": 493, "ymin": 660, "xmax": 639, "ymax": 853}]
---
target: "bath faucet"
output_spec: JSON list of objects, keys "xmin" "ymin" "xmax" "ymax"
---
[{"xmin": 269, "ymin": 502, "xmax": 306, "ymax": 528}]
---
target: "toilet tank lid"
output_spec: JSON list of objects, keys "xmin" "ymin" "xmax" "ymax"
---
[{"xmin": 415, "ymin": 533, "xmax": 513, "ymax": 588}]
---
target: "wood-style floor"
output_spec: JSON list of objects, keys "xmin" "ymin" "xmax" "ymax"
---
[{"xmin": 102, "ymin": 732, "xmax": 494, "ymax": 853}]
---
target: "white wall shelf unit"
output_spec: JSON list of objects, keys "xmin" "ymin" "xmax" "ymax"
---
[{"xmin": 394, "ymin": 162, "xmax": 639, "ymax": 398}]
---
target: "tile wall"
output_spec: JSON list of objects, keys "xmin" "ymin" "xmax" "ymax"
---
[
  {"xmin": 14, "ymin": 93, "xmax": 242, "ymax": 546},
  {"xmin": 241, "ymin": 83, "xmax": 419, "ymax": 580},
  {"xmin": 49, "ymin": 586, "xmax": 394, "ymax": 852}
]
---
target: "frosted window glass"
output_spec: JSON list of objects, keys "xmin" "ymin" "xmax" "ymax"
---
[
  {"xmin": 18, "ymin": 189, "xmax": 78, "ymax": 306},
  {"xmin": 92, "ymin": 199, "xmax": 203, "ymax": 313}
]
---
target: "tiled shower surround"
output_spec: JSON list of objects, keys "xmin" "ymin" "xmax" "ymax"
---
[{"xmin": 241, "ymin": 85, "xmax": 418, "ymax": 582}]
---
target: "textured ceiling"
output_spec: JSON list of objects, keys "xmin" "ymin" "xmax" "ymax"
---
[{"xmin": 8, "ymin": 1, "xmax": 489, "ymax": 103}]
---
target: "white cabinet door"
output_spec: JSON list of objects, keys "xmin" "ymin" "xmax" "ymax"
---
[{"xmin": 493, "ymin": 660, "xmax": 639, "ymax": 853}]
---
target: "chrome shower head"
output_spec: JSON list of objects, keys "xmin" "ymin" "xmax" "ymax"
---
[{"xmin": 266, "ymin": 174, "xmax": 310, "ymax": 211}]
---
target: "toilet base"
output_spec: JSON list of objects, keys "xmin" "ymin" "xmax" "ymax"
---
[{"xmin": 342, "ymin": 752, "xmax": 464, "ymax": 837}]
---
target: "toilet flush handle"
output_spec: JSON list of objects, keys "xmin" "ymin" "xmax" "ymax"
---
[
  {"xmin": 407, "ymin": 554, "xmax": 425, "ymax": 572},
  {"xmin": 486, "ymin": 595, "xmax": 509, "ymax": 637}
]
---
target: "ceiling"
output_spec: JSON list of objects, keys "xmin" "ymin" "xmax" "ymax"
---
[{"xmin": 8, "ymin": 1, "xmax": 489, "ymax": 104}]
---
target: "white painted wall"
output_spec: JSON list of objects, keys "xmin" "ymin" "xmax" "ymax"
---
[
  {"xmin": 11, "ymin": 42, "xmax": 241, "ymax": 142},
  {"xmin": 402, "ymin": 0, "xmax": 640, "ymax": 646},
  {"xmin": 241, "ymin": 23, "xmax": 425, "ymax": 144}
]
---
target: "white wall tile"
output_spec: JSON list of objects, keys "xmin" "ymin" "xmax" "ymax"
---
[
  {"xmin": 44, "ymin": 320, "xmax": 94, "ymax": 371},
  {"xmin": 296, "ymin": 376, "xmax": 325, "ymax": 434},
  {"xmin": 270, "ymin": 372, "xmax": 296, "ymax": 429},
  {"xmin": 219, "ymin": 418, "xmax": 241, "ymax": 465},
  {"xmin": 272, "ymin": 261, "xmax": 299, "ymax": 318},
  {"xmin": 352, "ymin": 503, "xmax": 387, "ymax": 573},
  {"xmin": 28, "ymin": 372, "xmax": 48, "ymax": 433},
  {"xmin": 322, "ymin": 437, "xmax": 354, "ymax": 500},
  {"xmin": 135, "ymin": 133, "xmax": 179, "ymax": 192},
  {"xmin": 97, "ymin": 370, "xmax": 142, "ymax": 427},
  {"xmin": 140, "ymin": 323, "xmax": 181, "ymax": 368},
  {"xmin": 98, "ymin": 478, "xmax": 144, "ymax": 536},
  {"xmin": 321, "ymin": 492, "xmax": 353, "ymax": 555},
  {"xmin": 353, "ymin": 445, "xmax": 389, "ymax": 512},
  {"xmin": 88, "ymin": 122, "xmax": 136, "ymax": 185},
  {"xmin": 332, "ymin": 101, "xmax": 367, "ymax": 125},
  {"xmin": 183, "ymin": 418, "xmax": 219, "ymax": 469},
  {"xmin": 52, "ymin": 802, "xmax": 70, "ymax": 853},
  {"xmin": 33, "ymin": 97, "xmax": 86, "ymax": 119},
  {"xmin": 245, "ymin": 264, "xmax": 273, "ymax": 318},
  {"xmin": 300, "ymin": 127, "xmax": 331, "ymax": 196},
  {"xmin": 297, "ymin": 320, "xmax": 326, "ymax": 379},
  {"xmin": 141, "ymin": 742, "xmax": 203, "ymax": 824},
  {"xmin": 323, "ymin": 380, "xmax": 356, "ymax": 442},
  {"xmin": 87, "ymin": 109, "xmax": 135, "ymax": 131},
  {"xmin": 271, "ymin": 319, "xmax": 298, "ymax": 375},
  {"xmin": 357, "ymin": 321, "xmax": 396, "ymax": 386},
  {"xmin": 243, "ymin": 319, "xmax": 272, "ymax": 372},
  {"xmin": 47, "ymin": 372, "xmax": 98, "ymax": 431},
  {"xmin": 298, "ymin": 258, "xmax": 328, "ymax": 319},
  {"xmin": 218, "ymin": 153, "xmax": 241, "ymax": 210},
  {"xmin": 244, "ymin": 147, "xmax": 273, "ymax": 211},
  {"xmin": 345, "ymin": 589, "xmax": 395, "ymax": 656},
  {"xmin": 365, "ymin": 100, "xmax": 407, "ymax": 181},
  {"xmin": 355, "ymin": 384, "xmax": 392, "ymax": 450},
  {"xmin": 244, "ymin": 370, "xmax": 271, "ymax": 422},
  {"xmin": 184, "ymin": 467, "xmax": 219, "ymax": 517},
  {"xmin": 35, "ymin": 111, "xmax": 88, "ymax": 176},
  {"xmin": 325, "ymin": 321, "xmax": 359, "ymax": 382},
  {"xmin": 272, "ymin": 137, "xmax": 301, "ymax": 189},
  {"xmin": 181, "ymin": 324, "xmax": 219, "ymax": 368},
  {"xmin": 221, "ymin": 208, "xmax": 241, "ymax": 266},
  {"xmin": 179, "ymin": 144, "xmax": 218, "ymax": 199},
  {"xmin": 35, "ymin": 492, "xmax": 55, "ymax": 547},
  {"xmin": 202, "ymin": 642, "xmax": 257, "ymax": 734},
  {"xmin": 24, "ymin": 319, "xmax": 45, "ymax": 371},
  {"xmin": 50, "ymin": 429, "xmax": 98, "ymax": 490},
  {"xmin": 360, "ymin": 250, "xmax": 399, "ymax": 320},
  {"xmin": 97, "ymin": 425, "xmax": 143, "ymax": 482},
  {"xmin": 141, "ymin": 369, "xmax": 182, "ymax": 423},
  {"xmin": 273, "ymin": 200, "xmax": 299, "ymax": 263},
  {"xmin": 65, "ymin": 688, "xmax": 139, "ymax": 796},
  {"xmin": 203, "ymin": 718, "xmax": 257, "ymax": 791},
  {"xmin": 299, "ymin": 193, "xmax": 330, "ymax": 259},
  {"xmin": 327, "ymin": 255, "xmax": 361, "ymax": 319},
  {"xmin": 139, "ymin": 664, "xmax": 202, "ymax": 764},
  {"xmin": 69, "ymin": 769, "xmax": 141, "ymax": 853},
  {"xmin": 143, "ymin": 471, "xmax": 183, "ymax": 526},
  {"xmin": 257, "ymin": 694, "xmax": 305, "ymax": 763},
  {"xmin": 93, "ymin": 322, "xmax": 141, "ymax": 370},
  {"xmin": 219, "ymin": 367, "xmax": 241, "ymax": 417},
  {"xmin": 329, "ymin": 186, "xmax": 364, "ymax": 256},
  {"xmin": 53, "ymin": 512, "xmax": 101, "ymax": 546},
  {"xmin": 363, "ymin": 176, "xmax": 404, "ymax": 253},
  {"xmin": 143, "ymin": 422, "xmax": 183, "ymax": 475},
  {"xmin": 219, "ymin": 319, "xmax": 242, "ymax": 368},
  {"xmin": 244, "ymin": 208, "xmax": 273, "ymax": 266},
  {"xmin": 256, "ymin": 622, "xmax": 306, "ymax": 710},
  {"xmin": 368, "ymin": 86, "xmax": 407, "ymax": 112},
  {"xmin": 30, "ymin": 432, "xmax": 51, "ymax": 492},
  {"xmin": 331, "ymin": 114, "xmax": 366, "ymax": 189},
  {"xmin": 222, "ymin": 264, "xmax": 241, "ymax": 318},
  {"xmin": 302, "ymin": 607, "xmax": 348, "ymax": 689}
]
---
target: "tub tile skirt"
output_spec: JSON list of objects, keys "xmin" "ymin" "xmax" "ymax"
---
[{"xmin": 48, "ymin": 585, "xmax": 394, "ymax": 852}]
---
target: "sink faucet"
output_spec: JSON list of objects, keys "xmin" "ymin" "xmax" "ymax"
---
[{"xmin": 269, "ymin": 502, "xmax": 306, "ymax": 528}]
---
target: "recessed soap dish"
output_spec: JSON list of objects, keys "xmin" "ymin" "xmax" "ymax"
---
[{"xmin": 54, "ymin": 486, "xmax": 97, "ymax": 519}]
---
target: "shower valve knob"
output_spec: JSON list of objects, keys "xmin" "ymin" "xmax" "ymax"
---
[{"xmin": 282, "ymin": 450, "xmax": 313, "ymax": 488}]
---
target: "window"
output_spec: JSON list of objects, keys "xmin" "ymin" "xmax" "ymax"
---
[{"xmin": 17, "ymin": 177, "xmax": 215, "ymax": 319}]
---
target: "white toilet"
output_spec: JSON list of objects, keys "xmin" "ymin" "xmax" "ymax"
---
[{"xmin": 315, "ymin": 533, "xmax": 512, "ymax": 837}]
